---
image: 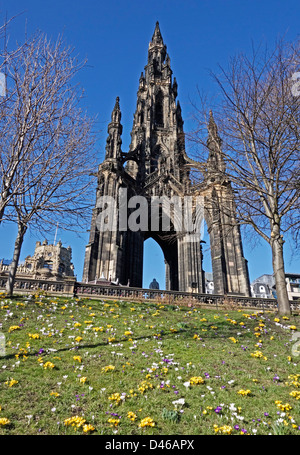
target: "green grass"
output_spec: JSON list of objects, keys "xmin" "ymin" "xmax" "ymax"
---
[{"xmin": 0, "ymin": 292, "xmax": 299, "ymax": 435}]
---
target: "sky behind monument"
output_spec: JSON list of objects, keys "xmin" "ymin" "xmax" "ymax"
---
[{"xmin": 0, "ymin": 0, "xmax": 299, "ymax": 288}]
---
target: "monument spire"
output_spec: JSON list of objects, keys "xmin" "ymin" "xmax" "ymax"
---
[
  {"xmin": 151, "ymin": 21, "xmax": 164, "ymax": 45},
  {"xmin": 104, "ymin": 96, "xmax": 123, "ymax": 160},
  {"xmin": 126, "ymin": 22, "xmax": 188, "ymax": 182},
  {"xmin": 207, "ymin": 110, "xmax": 225, "ymax": 175},
  {"xmin": 111, "ymin": 96, "xmax": 121, "ymax": 123}
]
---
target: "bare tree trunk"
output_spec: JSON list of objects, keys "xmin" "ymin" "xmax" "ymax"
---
[
  {"xmin": 6, "ymin": 222, "xmax": 27, "ymax": 296},
  {"xmin": 0, "ymin": 188, "xmax": 10, "ymax": 224},
  {"xmin": 271, "ymin": 236, "xmax": 290, "ymax": 315},
  {"xmin": 0, "ymin": 205, "xmax": 5, "ymax": 225}
]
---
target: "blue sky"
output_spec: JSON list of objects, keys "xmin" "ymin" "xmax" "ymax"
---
[{"xmin": 0, "ymin": 0, "xmax": 299, "ymax": 288}]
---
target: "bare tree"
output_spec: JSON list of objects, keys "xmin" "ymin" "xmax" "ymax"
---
[
  {"xmin": 189, "ymin": 39, "xmax": 300, "ymax": 315},
  {"xmin": 0, "ymin": 16, "xmax": 30, "ymax": 224},
  {"xmin": 1, "ymin": 31, "xmax": 97, "ymax": 296}
]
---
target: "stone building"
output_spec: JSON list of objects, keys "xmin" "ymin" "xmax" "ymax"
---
[
  {"xmin": 0, "ymin": 240, "xmax": 75, "ymax": 281},
  {"xmin": 83, "ymin": 22, "xmax": 251, "ymax": 296},
  {"xmin": 285, "ymin": 273, "xmax": 300, "ymax": 301},
  {"xmin": 205, "ymin": 272, "xmax": 214, "ymax": 294},
  {"xmin": 251, "ymin": 274, "xmax": 275, "ymax": 299},
  {"xmin": 251, "ymin": 273, "xmax": 300, "ymax": 301}
]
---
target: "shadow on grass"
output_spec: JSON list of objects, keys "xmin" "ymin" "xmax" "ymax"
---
[{"xmin": 0, "ymin": 320, "xmax": 254, "ymax": 363}]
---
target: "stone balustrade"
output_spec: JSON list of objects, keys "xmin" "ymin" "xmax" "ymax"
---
[{"xmin": 0, "ymin": 275, "xmax": 299, "ymax": 311}]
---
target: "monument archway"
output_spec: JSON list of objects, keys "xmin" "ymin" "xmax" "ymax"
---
[
  {"xmin": 143, "ymin": 232, "xmax": 179, "ymax": 292},
  {"xmin": 83, "ymin": 23, "xmax": 251, "ymax": 297}
]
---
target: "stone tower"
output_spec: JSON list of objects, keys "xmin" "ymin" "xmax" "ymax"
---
[
  {"xmin": 203, "ymin": 111, "xmax": 251, "ymax": 296},
  {"xmin": 82, "ymin": 23, "xmax": 251, "ymax": 296}
]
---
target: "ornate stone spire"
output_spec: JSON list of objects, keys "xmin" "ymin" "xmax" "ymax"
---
[
  {"xmin": 145, "ymin": 22, "xmax": 167, "ymax": 83},
  {"xmin": 126, "ymin": 22, "xmax": 188, "ymax": 184},
  {"xmin": 208, "ymin": 110, "xmax": 219, "ymax": 139},
  {"xmin": 105, "ymin": 96, "xmax": 123, "ymax": 160},
  {"xmin": 111, "ymin": 96, "xmax": 121, "ymax": 123},
  {"xmin": 151, "ymin": 21, "xmax": 163, "ymax": 45},
  {"xmin": 207, "ymin": 110, "xmax": 225, "ymax": 175}
]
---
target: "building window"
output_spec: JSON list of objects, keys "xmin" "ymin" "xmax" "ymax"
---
[
  {"xmin": 155, "ymin": 90, "xmax": 164, "ymax": 126},
  {"xmin": 44, "ymin": 261, "xmax": 53, "ymax": 271}
]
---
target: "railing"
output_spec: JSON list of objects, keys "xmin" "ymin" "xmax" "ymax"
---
[
  {"xmin": 0, "ymin": 276, "xmax": 75, "ymax": 296},
  {"xmin": 75, "ymin": 283, "xmax": 279, "ymax": 309},
  {"xmin": 0, "ymin": 275, "xmax": 299, "ymax": 311}
]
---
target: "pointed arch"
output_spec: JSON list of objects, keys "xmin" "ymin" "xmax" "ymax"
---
[{"xmin": 143, "ymin": 238, "xmax": 165, "ymax": 290}]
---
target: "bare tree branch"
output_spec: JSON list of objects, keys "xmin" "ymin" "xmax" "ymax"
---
[
  {"xmin": 0, "ymin": 29, "xmax": 98, "ymax": 295},
  {"xmin": 188, "ymin": 38, "xmax": 300, "ymax": 315}
]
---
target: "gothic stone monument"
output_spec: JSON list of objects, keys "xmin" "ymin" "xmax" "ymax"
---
[{"xmin": 83, "ymin": 22, "xmax": 251, "ymax": 296}]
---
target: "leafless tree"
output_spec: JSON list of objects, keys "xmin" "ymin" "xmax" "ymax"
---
[
  {"xmin": 189, "ymin": 39, "xmax": 300, "ymax": 315},
  {"xmin": 0, "ymin": 16, "xmax": 30, "ymax": 223},
  {"xmin": 1, "ymin": 31, "xmax": 97, "ymax": 295}
]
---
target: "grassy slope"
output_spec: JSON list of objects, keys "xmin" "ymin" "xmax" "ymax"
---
[{"xmin": 0, "ymin": 293, "xmax": 299, "ymax": 435}]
